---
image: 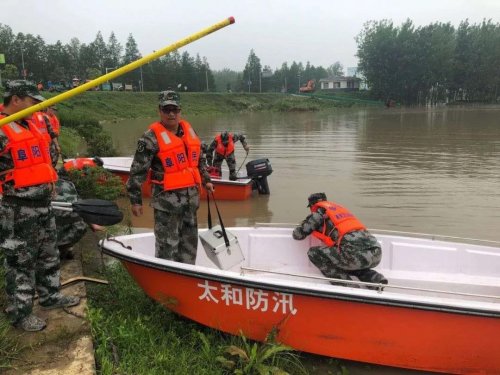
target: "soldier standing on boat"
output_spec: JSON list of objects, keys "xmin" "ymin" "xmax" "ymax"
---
[
  {"xmin": 127, "ymin": 90, "xmax": 214, "ymax": 263},
  {"xmin": 293, "ymin": 192, "xmax": 387, "ymax": 288},
  {"xmin": 206, "ymin": 131, "xmax": 250, "ymax": 181},
  {"xmin": 0, "ymin": 80, "xmax": 79, "ymax": 332}
]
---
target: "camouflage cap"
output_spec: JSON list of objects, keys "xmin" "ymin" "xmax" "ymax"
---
[
  {"xmin": 3, "ymin": 80, "xmax": 45, "ymax": 102},
  {"xmin": 158, "ymin": 90, "xmax": 180, "ymax": 107},
  {"xmin": 307, "ymin": 192, "xmax": 327, "ymax": 207}
]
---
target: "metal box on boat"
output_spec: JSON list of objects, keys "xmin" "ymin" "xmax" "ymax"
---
[{"xmin": 199, "ymin": 225, "xmax": 244, "ymax": 269}]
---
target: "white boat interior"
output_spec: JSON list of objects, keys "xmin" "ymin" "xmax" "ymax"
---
[
  {"xmin": 101, "ymin": 226, "xmax": 500, "ymax": 315},
  {"xmin": 100, "ymin": 156, "xmax": 252, "ymax": 185}
]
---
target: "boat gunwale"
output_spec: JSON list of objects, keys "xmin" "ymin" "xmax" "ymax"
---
[{"xmin": 99, "ymin": 233, "xmax": 500, "ymax": 319}]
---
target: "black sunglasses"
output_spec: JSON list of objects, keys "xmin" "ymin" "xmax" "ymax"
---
[{"xmin": 160, "ymin": 106, "xmax": 180, "ymax": 114}]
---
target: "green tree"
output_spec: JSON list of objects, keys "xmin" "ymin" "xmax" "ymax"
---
[
  {"xmin": 90, "ymin": 31, "xmax": 107, "ymax": 73},
  {"xmin": 122, "ymin": 34, "xmax": 141, "ymax": 87},
  {"xmin": 105, "ymin": 32, "xmax": 122, "ymax": 70},
  {"xmin": 1, "ymin": 64, "xmax": 19, "ymax": 80},
  {"xmin": 65, "ymin": 37, "xmax": 82, "ymax": 79},
  {"xmin": 242, "ymin": 49, "xmax": 262, "ymax": 92},
  {"xmin": 213, "ymin": 68, "xmax": 240, "ymax": 92},
  {"xmin": 327, "ymin": 62, "xmax": 344, "ymax": 77}
]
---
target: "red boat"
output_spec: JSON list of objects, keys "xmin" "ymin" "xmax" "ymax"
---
[
  {"xmin": 99, "ymin": 157, "xmax": 271, "ymax": 201},
  {"xmin": 100, "ymin": 227, "xmax": 500, "ymax": 374}
]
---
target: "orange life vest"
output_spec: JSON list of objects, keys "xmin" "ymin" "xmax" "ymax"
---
[
  {"xmin": 311, "ymin": 201, "xmax": 366, "ymax": 249},
  {"xmin": 47, "ymin": 113, "xmax": 60, "ymax": 135},
  {"xmin": 149, "ymin": 120, "xmax": 202, "ymax": 191},
  {"xmin": 63, "ymin": 158, "xmax": 97, "ymax": 171},
  {"xmin": 215, "ymin": 133, "xmax": 235, "ymax": 156},
  {"xmin": 30, "ymin": 112, "xmax": 52, "ymax": 144},
  {"xmin": 0, "ymin": 117, "xmax": 58, "ymax": 189}
]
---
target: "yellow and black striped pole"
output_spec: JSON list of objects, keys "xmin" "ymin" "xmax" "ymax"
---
[{"xmin": 0, "ymin": 16, "xmax": 235, "ymax": 126}]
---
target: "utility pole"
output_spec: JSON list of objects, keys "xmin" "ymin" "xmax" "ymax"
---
[
  {"xmin": 259, "ymin": 71, "xmax": 262, "ymax": 93},
  {"xmin": 205, "ymin": 68, "xmax": 209, "ymax": 91},
  {"xmin": 297, "ymin": 73, "xmax": 301, "ymax": 91},
  {"xmin": 20, "ymin": 45, "xmax": 26, "ymax": 80},
  {"xmin": 140, "ymin": 66, "xmax": 144, "ymax": 91}
]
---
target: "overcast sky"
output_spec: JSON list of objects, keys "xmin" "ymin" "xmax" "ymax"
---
[{"xmin": 1, "ymin": 0, "xmax": 499, "ymax": 72}]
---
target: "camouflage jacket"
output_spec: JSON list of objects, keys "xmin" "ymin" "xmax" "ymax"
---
[
  {"xmin": 126, "ymin": 120, "xmax": 212, "ymax": 212},
  {"xmin": 0, "ymin": 117, "xmax": 54, "ymax": 200},
  {"xmin": 293, "ymin": 208, "xmax": 339, "ymax": 241},
  {"xmin": 293, "ymin": 207, "xmax": 378, "ymax": 249},
  {"xmin": 207, "ymin": 133, "xmax": 248, "ymax": 157}
]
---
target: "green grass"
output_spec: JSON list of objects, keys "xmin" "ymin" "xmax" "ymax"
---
[
  {"xmin": 87, "ymin": 263, "xmax": 306, "ymax": 375},
  {"xmin": 44, "ymin": 91, "xmax": 364, "ymax": 122}
]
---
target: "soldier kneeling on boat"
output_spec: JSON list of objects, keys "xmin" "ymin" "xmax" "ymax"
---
[{"xmin": 293, "ymin": 192, "xmax": 388, "ymax": 289}]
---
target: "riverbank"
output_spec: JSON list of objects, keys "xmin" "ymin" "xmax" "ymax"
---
[
  {"xmin": 2, "ymin": 241, "xmax": 95, "ymax": 375},
  {"xmin": 47, "ymin": 91, "xmax": 374, "ymax": 121}
]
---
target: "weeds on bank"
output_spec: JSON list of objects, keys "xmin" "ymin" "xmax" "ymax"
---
[
  {"xmin": 216, "ymin": 329, "xmax": 306, "ymax": 375},
  {"xmin": 87, "ymin": 263, "xmax": 305, "ymax": 375},
  {"xmin": 66, "ymin": 167, "xmax": 125, "ymax": 201}
]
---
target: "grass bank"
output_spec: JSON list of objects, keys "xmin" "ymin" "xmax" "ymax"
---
[
  {"xmin": 86, "ymin": 260, "xmax": 310, "ymax": 375},
  {"xmin": 47, "ymin": 91, "xmax": 368, "ymax": 121}
]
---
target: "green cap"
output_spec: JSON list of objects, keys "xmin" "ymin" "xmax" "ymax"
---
[
  {"xmin": 4, "ymin": 80, "xmax": 45, "ymax": 102},
  {"xmin": 158, "ymin": 90, "xmax": 180, "ymax": 107}
]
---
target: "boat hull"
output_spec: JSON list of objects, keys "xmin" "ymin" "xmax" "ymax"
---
[
  {"xmin": 121, "ymin": 259, "xmax": 500, "ymax": 374},
  {"xmin": 102, "ymin": 157, "xmax": 254, "ymax": 200}
]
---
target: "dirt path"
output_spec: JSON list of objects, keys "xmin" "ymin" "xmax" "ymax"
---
[{"xmin": 4, "ymin": 243, "xmax": 96, "ymax": 375}]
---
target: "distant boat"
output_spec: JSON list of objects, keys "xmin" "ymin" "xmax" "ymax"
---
[
  {"xmin": 100, "ymin": 226, "xmax": 500, "ymax": 374},
  {"xmin": 99, "ymin": 156, "xmax": 272, "ymax": 201}
]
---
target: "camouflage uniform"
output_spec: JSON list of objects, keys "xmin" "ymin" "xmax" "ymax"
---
[
  {"xmin": 127, "ymin": 93, "xmax": 211, "ymax": 264},
  {"xmin": 0, "ymin": 129, "xmax": 60, "ymax": 324},
  {"xmin": 1, "ymin": 81, "xmax": 77, "ymax": 329},
  {"xmin": 293, "ymin": 206, "xmax": 386, "ymax": 286},
  {"xmin": 53, "ymin": 172, "xmax": 87, "ymax": 254},
  {"xmin": 207, "ymin": 133, "xmax": 248, "ymax": 180}
]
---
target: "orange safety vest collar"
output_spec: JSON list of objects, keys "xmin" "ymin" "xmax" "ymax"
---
[
  {"xmin": 149, "ymin": 120, "xmax": 202, "ymax": 191},
  {"xmin": 63, "ymin": 158, "xmax": 97, "ymax": 171},
  {"xmin": 0, "ymin": 116, "xmax": 58, "ymax": 189},
  {"xmin": 310, "ymin": 201, "xmax": 366, "ymax": 249},
  {"xmin": 215, "ymin": 133, "xmax": 235, "ymax": 156}
]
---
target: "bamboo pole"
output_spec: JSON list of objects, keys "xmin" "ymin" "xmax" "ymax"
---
[{"xmin": 0, "ymin": 16, "xmax": 235, "ymax": 126}]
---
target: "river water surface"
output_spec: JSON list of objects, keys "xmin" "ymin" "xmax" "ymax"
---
[
  {"xmin": 103, "ymin": 105, "xmax": 500, "ymax": 374},
  {"xmin": 104, "ymin": 106, "xmax": 500, "ymax": 241}
]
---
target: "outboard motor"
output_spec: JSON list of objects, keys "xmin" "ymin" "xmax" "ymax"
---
[{"xmin": 246, "ymin": 158, "xmax": 272, "ymax": 195}]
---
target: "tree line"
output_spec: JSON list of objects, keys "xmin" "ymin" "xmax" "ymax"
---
[
  {"xmin": 0, "ymin": 23, "xmax": 345, "ymax": 94},
  {"xmin": 5, "ymin": 19, "xmax": 497, "ymax": 103},
  {"xmin": 356, "ymin": 19, "xmax": 500, "ymax": 104},
  {"xmin": 0, "ymin": 24, "xmax": 215, "ymax": 92}
]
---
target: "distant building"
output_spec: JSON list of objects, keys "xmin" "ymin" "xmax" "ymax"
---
[{"xmin": 319, "ymin": 76, "xmax": 361, "ymax": 91}]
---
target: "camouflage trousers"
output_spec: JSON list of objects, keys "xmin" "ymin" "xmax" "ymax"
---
[
  {"xmin": 0, "ymin": 201, "xmax": 61, "ymax": 324},
  {"xmin": 308, "ymin": 230, "xmax": 384, "ymax": 284},
  {"xmin": 56, "ymin": 216, "xmax": 87, "ymax": 249},
  {"xmin": 154, "ymin": 207, "xmax": 198, "ymax": 264},
  {"xmin": 213, "ymin": 152, "xmax": 237, "ymax": 180}
]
